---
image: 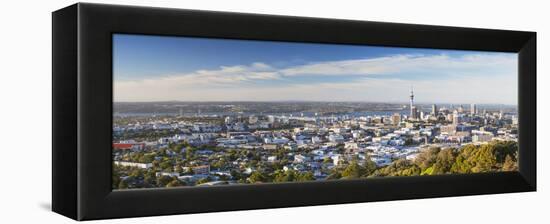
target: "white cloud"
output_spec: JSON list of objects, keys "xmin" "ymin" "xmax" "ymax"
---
[
  {"xmin": 281, "ymin": 54, "xmax": 516, "ymax": 77},
  {"xmin": 114, "ymin": 53, "xmax": 517, "ymax": 104}
]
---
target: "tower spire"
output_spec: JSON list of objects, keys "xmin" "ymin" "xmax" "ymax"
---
[
  {"xmin": 409, "ymin": 86, "xmax": 416, "ymax": 119},
  {"xmin": 410, "ymin": 86, "xmax": 414, "ymax": 105}
]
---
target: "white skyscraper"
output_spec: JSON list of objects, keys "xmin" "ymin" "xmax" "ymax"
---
[
  {"xmin": 471, "ymin": 103, "xmax": 477, "ymax": 114},
  {"xmin": 431, "ymin": 104, "xmax": 438, "ymax": 115}
]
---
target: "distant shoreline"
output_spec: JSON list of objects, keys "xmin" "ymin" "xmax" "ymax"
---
[{"xmin": 113, "ymin": 101, "xmax": 518, "ymax": 107}]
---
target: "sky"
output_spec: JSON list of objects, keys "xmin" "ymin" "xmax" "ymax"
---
[{"xmin": 113, "ymin": 34, "xmax": 518, "ymax": 105}]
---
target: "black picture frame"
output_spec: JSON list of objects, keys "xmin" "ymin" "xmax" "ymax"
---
[{"xmin": 52, "ymin": 3, "xmax": 536, "ymax": 221}]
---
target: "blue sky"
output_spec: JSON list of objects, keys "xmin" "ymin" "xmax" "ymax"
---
[{"xmin": 113, "ymin": 34, "xmax": 518, "ymax": 104}]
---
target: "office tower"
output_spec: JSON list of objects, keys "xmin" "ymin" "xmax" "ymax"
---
[
  {"xmin": 471, "ymin": 103, "xmax": 477, "ymax": 114},
  {"xmin": 391, "ymin": 113, "xmax": 401, "ymax": 125}
]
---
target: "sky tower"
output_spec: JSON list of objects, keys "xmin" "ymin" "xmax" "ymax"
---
[{"xmin": 410, "ymin": 86, "xmax": 415, "ymax": 118}]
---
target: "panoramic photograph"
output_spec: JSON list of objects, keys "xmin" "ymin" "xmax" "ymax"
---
[{"xmin": 112, "ymin": 34, "xmax": 519, "ymax": 189}]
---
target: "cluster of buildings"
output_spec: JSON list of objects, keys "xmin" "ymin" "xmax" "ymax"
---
[{"xmin": 113, "ymin": 88, "xmax": 518, "ymax": 186}]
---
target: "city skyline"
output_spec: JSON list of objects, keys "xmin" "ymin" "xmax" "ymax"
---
[
  {"xmin": 113, "ymin": 100, "xmax": 517, "ymax": 107},
  {"xmin": 114, "ymin": 34, "xmax": 518, "ymax": 104},
  {"xmin": 112, "ymin": 87, "xmax": 519, "ymax": 189}
]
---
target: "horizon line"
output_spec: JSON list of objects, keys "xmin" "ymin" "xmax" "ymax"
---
[{"xmin": 113, "ymin": 100, "xmax": 518, "ymax": 106}]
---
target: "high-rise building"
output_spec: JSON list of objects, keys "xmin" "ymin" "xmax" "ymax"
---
[
  {"xmin": 470, "ymin": 103, "xmax": 477, "ymax": 114},
  {"xmin": 411, "ymin": 106, "xmax": 418, "ymax": 120},
  {"xmin": 458, "ymin": 105, "xmax": 464, "ymax": 113},
  {"xmin": 431, "ymin": 104, "xmax": 437, "ymax": 115},
  {"xmin": 446, "ymin": 114, "xmax": 453, "ymax": 122},
  {"xmin": 391, "ymin": 113, "xmax": 401, "ymax": 125},
  {"xmin": 452, "ymin": 110, "xmax": 460, "ymax": 125}
]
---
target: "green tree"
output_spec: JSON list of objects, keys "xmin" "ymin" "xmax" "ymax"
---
[
  {"xmin": 196, "ymin": 177, "xmax": 211, "ymax": 185},
  {"xmin": 326, "ymin": 172, "xmax": 342, "ymax": 180},
  {"xmin": 341, "ymin": 162, "xmax": 365, "ymax": 179},
  {"xmin": 230, "ymin": 169, "xmax": 242, "ymax": 180},
  {"xmin": 274, "ymin": 170, "xmax": 297, "ymax": 182},
  {"xmin": 156, "ymin": 175, "xmax": 173, "ymax": 187},
  {"xmin": 400, "ymin": 165, "xmax": 421, "ymax": 176},
  {"xmin": 471, "ymin": 144, "xmax": 497, "ymax": 172},
  {"xmin": 362, "ymin": 156, "xmax": 378, "ymax": 175},
  {"xmin": 297, "ymin": 172, "xmax": 315, "ymax": 181},
  {"xmin": 144, "ymin": 173, "xmax": 156, "ymax": 187},
  {"xmin": 185, "ymin": 147, "xmax": 196, "ymax": 160},
  {"xmin": 404, "ymin": 137, "xmax": 414, "ymax": 146},
  {"xmin": 141, "ymin": 154, "xmax": 155, "ymax": 163},
  {"xmin": 112, "ymin": 165, "xmax": 121, "ymax": 189},
  {"xmin": 502, "ymin": 154, "xmax": 518, "ymax": 171},
  {"xmin": 129, "ymin": 168, "xmax": 143, "ymax": 178},
  {"xmin": 450, "ymin": 141, "xmax": 518, "ymax": 174},
  {"xmin": 160, "ymin": 160, "xmax": 173, "ymax": 171},
  {"xmin": 493, "ymin": 141, "xmax": 518, "ymax": 163},
  {"xmin": 174, "ymin": 164, "xmax": 183, "ymax": 173},
  {"xmin": 421, "ymin": 166, "xmax": 434, "ymax": 175},
  {"xmin": 248, "ymin": 171, "xmax": 267, "ymax": 183},
  {"xmin": 372, "ymin": 159, "xmax": 417, "ymax": 177},
  {"xmin": 166, "ymin": 179, "xmax": 183, "ymax": 187},
  {"xmin": 432, "ymin": 149, "xmax": 457, "ymax": 174},
  {"xmin": 118, "ymin": 180, "xmax": 129, "ymax": 189},
  {"xmin": 414, "ymin": 147, "xmax": 440, "ymax": 171}
]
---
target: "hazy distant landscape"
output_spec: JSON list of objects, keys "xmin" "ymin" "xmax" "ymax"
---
[{"xmin": 114, "ymin": 101, "xmax": 516, "ymax": 115}]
